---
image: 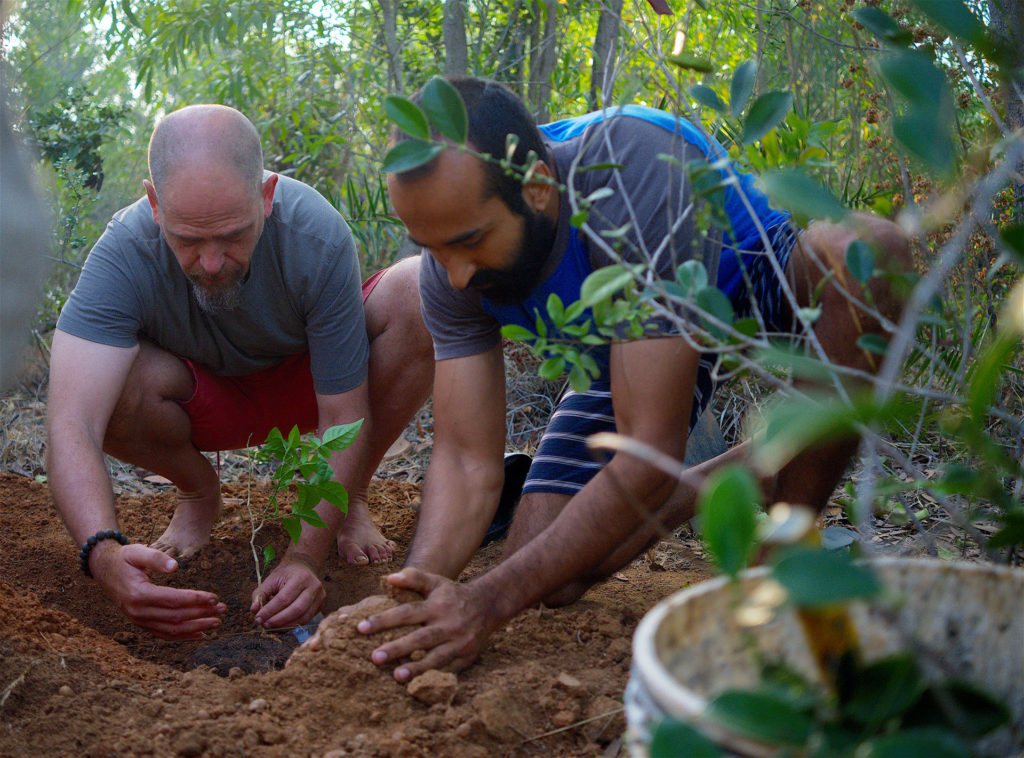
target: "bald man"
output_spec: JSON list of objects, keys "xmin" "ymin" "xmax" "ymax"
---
[{"xmin": 47, "ymin": 104, "xmax": 433, "ymax": 639}]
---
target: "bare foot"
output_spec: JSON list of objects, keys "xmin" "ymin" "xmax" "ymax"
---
[
  {"xmin": 151, "ymin": 485, "xmax": 222, "ymax": 559},
  {"xmin": 336, "ymin": 500, "xmax": 397, "ymax": 566}
]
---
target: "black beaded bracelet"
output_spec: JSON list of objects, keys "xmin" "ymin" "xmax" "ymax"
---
[{"xmin": 78, "ymin": 529, "xmax": 130, "ymax": 577}]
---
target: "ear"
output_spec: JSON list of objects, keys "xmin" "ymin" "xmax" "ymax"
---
[
  {"xmin": 521, "ymin": 160, "xmax": 554, "ymax": 214},
  {"xmin": 144, "ymin": 179, "xmax": 160, "ymax": 225},
  {"xmin": 260, "ymin": 173, "xmax": 278, "ymax": 218}
]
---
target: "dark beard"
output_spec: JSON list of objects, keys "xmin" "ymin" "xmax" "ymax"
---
[
  {"xmin": 468, "ymin": 209, "xmax": 557, "ymax": 306},
  {"xmin": 190, "ymin": 277, "xmax": 243, "ymax": 314}
]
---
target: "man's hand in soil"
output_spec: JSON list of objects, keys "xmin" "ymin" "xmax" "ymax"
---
[
  {"xmin": 91, "ymin": 541, "xmax": 226, "ymax": 640},
  {"xmin": 251, "ymin": 553, "xmax": 325, "ymax": 630},
  {"xmin": 357, "ymin": 568, "xmax": 500, "ymax": 682}
]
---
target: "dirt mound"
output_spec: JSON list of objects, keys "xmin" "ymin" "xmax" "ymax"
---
[{"xmin": 0, "ymin": 472, "xmax": 712, "ymax": 757}]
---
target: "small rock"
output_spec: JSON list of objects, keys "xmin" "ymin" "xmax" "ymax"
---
[
  {"xmin": 195, "ymin": 709, "xmax": 209, "ymax": 720},
  {"xmin": 58, "ymin": 685, "xmax": 73, "ymax": 697},
  {"xmin": 552, "ymin": 708, "xmax": 579, "ymax": 728},
  {"xmin": 172, "ymin": 731, "xmax": 207, "ymax": 757},
  {"xmin": 556, "ymin": 672, "xmax": 582, "ymax": 690},
  {"xmin": 406, "ymin": 670, "xmax": 457, "ymax": 706},
  {"xmin": 248, "ymin": 698, "xmax": 268, "ymax": 712},
  {"xmin": 228, "ymin": 667, "xmax": 245, "ymax": 680}
]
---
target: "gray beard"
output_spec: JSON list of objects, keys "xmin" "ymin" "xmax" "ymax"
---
[{"xmin": 191, "ymin": 280, "xmax": 243, "ymax": 314}]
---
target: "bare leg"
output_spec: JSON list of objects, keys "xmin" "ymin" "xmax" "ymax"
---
[
  {"xmin": 102, "ymin": 341, "xmax": 220, "ymax": 559},
  {"xmin": 337, "ymin": 255, "xmax": 435, "ymax": 565},
  {"xmin": 772, "ymin": 213, "xmax": 911, "ymax": 509}
]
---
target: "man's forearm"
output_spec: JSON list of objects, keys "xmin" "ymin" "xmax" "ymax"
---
[
  {"xmin": 403, "ymin": 448, "xmax": 504, "ymax": 578},
  {"xmin": 469, "ymin": 457, "xmax": 676, "ymax": 619},
  {"xmin": 47, "ymin": 426, "xmax": 121, "ymax": 546}
]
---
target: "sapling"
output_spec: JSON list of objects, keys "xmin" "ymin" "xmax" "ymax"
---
[{"xmin": 246, "ymin": 420, "xmax": 363, "ymax": 606}]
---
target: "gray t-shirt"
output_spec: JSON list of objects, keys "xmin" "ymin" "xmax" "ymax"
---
[
  {"xmin": 419, "ymin": 112, "xmax": 719, "ymax": 360},
  {"xmin": 57, "ymin": 174, "xmax": 368, "ymax": 395}
]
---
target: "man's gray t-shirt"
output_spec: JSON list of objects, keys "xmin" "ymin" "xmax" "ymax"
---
[
  {"xmin": 57, "ymin": 174, "xmax": 368, "ymax": 395},
  {"xmin": 419, "ymin": 112, "xmax": 720, "ymax": 360}
]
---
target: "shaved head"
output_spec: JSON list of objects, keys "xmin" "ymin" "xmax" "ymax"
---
[{"xmin": 148, "ymin": 104, "xmax": 263, "ymax": 199}]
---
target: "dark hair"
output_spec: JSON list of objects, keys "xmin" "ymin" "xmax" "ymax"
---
[{"xmin": 394, "ymin": 76, "xmax": 548, "ymax": 214}]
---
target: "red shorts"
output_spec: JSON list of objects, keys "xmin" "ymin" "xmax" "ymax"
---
[{"xmin": 179, "ymin": 269, "xmax": 388, "ymax": 452}]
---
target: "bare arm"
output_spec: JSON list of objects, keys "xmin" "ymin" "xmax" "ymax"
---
[
  {"xmin": 404, "ymin": 344, "xmax": 507, "ymax": 579},
  {"xmin": 47, "ymin": 329, "xmax": 225, "ymax": 638},
  {"xmin": 356, "ymin": 336, "xmax": 701, "ymax": 679},
  {"xmin": 47, "ymin": 329, "xmax": 138, "ymax": 545}
]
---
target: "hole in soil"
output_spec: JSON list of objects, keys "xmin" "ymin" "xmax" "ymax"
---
[{"xmin": 189, "ymin": 633, "xmax": 299, "ymax": 676}]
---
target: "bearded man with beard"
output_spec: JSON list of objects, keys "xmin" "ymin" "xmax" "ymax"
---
[
  {"xmin": 308, "ymin": 77, "xmax": 912, "ymax": 682},
  {"xmin": 47, "ymin": 104, "xmax": 434, "ymax": 639}
]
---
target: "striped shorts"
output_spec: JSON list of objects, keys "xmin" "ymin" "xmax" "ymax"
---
[{"xmin": 522, "ymin": 227, "xmax": 797, "ymax": 496}]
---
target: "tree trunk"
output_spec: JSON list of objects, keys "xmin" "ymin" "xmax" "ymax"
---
[
  {"xmin": 988, "ymin": 0, "xmax": 1024, "ymax": 222},
  {"xmin": 443, "ymin": 0, "xmax": 468, "ymax": 77},
  {"xmin": 379, "ymin": 0, "xmax": 404, "ymax": 93},
  {"xmin": 529, "ymin": 0, "xmax": 558, "ymax": 122},
  {"xmin": 589, "ymin": 0, "xmax": 623, "ymax": 108}
]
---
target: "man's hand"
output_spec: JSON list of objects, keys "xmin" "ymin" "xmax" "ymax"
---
[
  {"xmin": 251, "ymin": 554, "xmax": 325, "ymax": 629},
  {"xmin": 355, "ymin": 568, "xmax": 500, "ymax": 682},
  {"xmin": 91, "ymin": 542, "xmax": 226, "ymax": 639}
]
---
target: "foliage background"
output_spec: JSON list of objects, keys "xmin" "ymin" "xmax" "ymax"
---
[{"xmin": 2, "ymin": 0, "xmax": 1022, "ymax": 559}]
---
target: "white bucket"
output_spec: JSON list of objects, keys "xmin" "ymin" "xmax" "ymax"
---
[{"xmin": 626, "ymin": 557, "xmax": 1024, "ymax": 757}]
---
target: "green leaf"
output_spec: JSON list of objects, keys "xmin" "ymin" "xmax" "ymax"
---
[
  {"xmin": 857, "ymin": 334, "xmax": 889, "ymax": 356},
  {"xmin": 797, "ymin": 306, "xmax": 821, "ymax": 324},
  {"xmin": 546, "ymin": 292, "xmax": 565, "ymax": 324},
  {"xmin": 845, "ymin": 240, "xmax": 876, "ymax": 284},
  {"xmin": 262, "ymin": 544, "xmax": 276, "ymax": 567},
  {"xmin": 317, "ymin": 480, "xmax": 349, "ymax": 510},
  {"xmin": 688, "ymin": 84, "xmax": 727, "ymax": 113},
  {"xmin": 282, "ymin": 515, "xmax": 302, "ymax": 544},
  {"xmin": 384, "ymin": 95, "xmax": 429, "ymax": 140},
  {"xmin": 906, "ymin": 679, "xmax": 1012, "ymax": 738},
  {"xmin": 845, "ymin": 654, "xmax": 924, "ymax": 729},
  {"xmin": 706, "ymin": 691, "xmax": 811, "ymax": 746},
  {"xmin": 568, "ymin": 363, "xmax": 591, "ymax": 393},
  {"xmin": 892, "ymin": 113, "xmax": 956, "ymax": 178},
  {"xmin": 879, "ymin": 50, "xmax": 952, "ymax": 119},
  {"xmin": 650, "ymin": 719, "xmax": 722, "ymax": 758},
  {"xmin": 382, "ymin": 140, "xmax": 444, "ymax": 174},
  {"xmin": 297, "ymin": 509, "xmax": 328, "ymax": 529},
  {"xmin": 730, "ymin": 60, "xmax": 757, "ymax": 118},
  {"xmin": 420, "ymin": 76, "xmax": 468, "ymax": 143},
  {"xmin": 321, "ymin": 419, "xmax": 364, "ymax": 452},
  {"xmin": 539, "ymin": 356, "xmax": 566, "ymax": 380},
  {"xmin": 852, "ymin": 7, "xmax": 913, "ymax": 46},
  {"xmin": 771, "ymin": 547, "xmax": 881, "ymax": 608},
  {"xmin": 676, "ymin": 260, "xmax": 708, "ymax": 295},
  {"xmin": 501, "ymin": 324, "xmax": 536, "ymax": 342},
  {"xmin": 909, "ymin": 0, "xmax": 987, "ymax": 48},
  {"xmin": 570, "ymin": 209, "xmax": 590, "ymax": 227},
  {"xmin": 741, "ymin": 91, "xmax": 793, "ymax": 145},
  {"xmin": 574, "ymin": 162, "xmax": 625, "ymax": 172},
  {"xmin": 580, "ymin": 265, "xmax": 635, "ymax": 306},
  {"xmin": 864, "ymin": 727, "xmax": 970, "ymax": 758},
  {"xmin": 997, "ymin": 224, "xmax": 1024, "ymax": 263},
  {"xmin": 988, "ymin": 511, "xmax": 1024, "ymax": 549},
  {"xmin": 759, "ymin": 169, "xmax": 847, "ymax": 223},
  {"xmin": 698, "ymin": 465, "xmax": 761, "ymax": 577},
  {"xmin": 667, "ymin": 53, "xmax": 714, "ymax": 73},
  {"xmin": 696, "ymin": 286, "xmax": 735, "ymax": 339}
]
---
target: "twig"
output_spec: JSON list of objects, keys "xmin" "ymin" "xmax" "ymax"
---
[
  {"xmin": 518, "ymin": 706, "xmax": 625, "ymax": 744},
  {"xmin": 0, "ymin": 668, "xmax": 29, "ymax": 708}
]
